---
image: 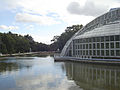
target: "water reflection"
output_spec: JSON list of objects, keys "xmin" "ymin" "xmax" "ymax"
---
[
  {"xmin": 2, "ymin": 56, "xmax": 119, "ymax": 90},
  {"xmin": 64, "ymin": 62, "xmax": 120, "ymax": 90},
  {"xmin": 0, "ymin": 56, "xmax": 81, "ymax": 90}
]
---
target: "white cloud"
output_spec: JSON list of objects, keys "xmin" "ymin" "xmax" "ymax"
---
[
  {"xmin": 0, "ymin": 25, "xmax": 19, "ymax": 30},
  {"xmin": 1, "ymin": 0, "xmax": 119, "ymax": 26},
  {"xmin": 0, "ymin": 0, "xmax": 92, "ymax": 25},
  {"xmin": 32, "ymin": 34, "xmax": 52, "ymax": 44},
  {"xmin": 15, "ymin": 13, "xmax": 61, "ymax": 25},
  {"xmin": 67, "ymin": 1, "xmax": 108, "ymax": 16},
  {"xmin": 26, "ymin": 25, "xmax": 34, "ymax": 30},
  {"xmin": 0, "ymin": 0, "xmax": 119, "ymax": 29}
]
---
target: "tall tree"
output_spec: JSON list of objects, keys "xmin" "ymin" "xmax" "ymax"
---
[{"xmin": 51, "ymin": 24, "xmax": 83, "ymax": 51}]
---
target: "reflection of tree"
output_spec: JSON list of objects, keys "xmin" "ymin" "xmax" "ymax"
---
[
  {"xmin": 0, "ymin": 62, "xmax": 19, "ymax": 73},
  {"xmin": 0, "ymin": 61, "xmax": 33, "ymax": 74},
  {"xmin": 64, "ymin": 62, "xmax": 120, "ymax": 90}
]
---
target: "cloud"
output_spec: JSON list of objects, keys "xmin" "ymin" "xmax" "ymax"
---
[
  {"xmin": 0, "ymin": 0, "xmax": 88, "ymax": 25},
  {"xmin": 15, "ymin": 13, "xmax": 61, "ymax": 25},
  {"xmin": 67, "ymin": 1, "xmax": 108, "ymax": 16},
  {"xmin": 0, "ymin": 0, "xmax": 119, "ymax": 26},
  {"xmin": 0, "ymin": 25, "xmax": 19, "ymax": 30},
  {"xmin": 32, "ymin": 34, "xmax": 53, "ymax": 44},
  {"xmin": 26, "ymin": 25, "xmax": 34, "ymax": 30}
]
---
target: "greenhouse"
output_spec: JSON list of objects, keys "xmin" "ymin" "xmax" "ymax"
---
[{"xmin": 60, "ymin": 8, "xmax": 120, "ymax": 59}]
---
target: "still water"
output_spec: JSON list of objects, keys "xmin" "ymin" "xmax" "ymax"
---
[{"xmin": 0, "ymin": 56, "xmax": 120, "ymax": 90}]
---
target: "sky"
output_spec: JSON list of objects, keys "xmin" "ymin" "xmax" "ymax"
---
[{"xmin": 0, "ymin": 0, "xmax": 119, "ymax": 44}]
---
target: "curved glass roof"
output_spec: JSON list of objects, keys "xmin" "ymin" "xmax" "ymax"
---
[{"xmin": 74, "ymin": 22, "xmax": 120, "ymax": 39}]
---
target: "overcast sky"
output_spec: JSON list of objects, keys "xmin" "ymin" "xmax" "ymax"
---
[{"xmin": 0, "ymin": 0, "xmax": 119, "ymax": 44}]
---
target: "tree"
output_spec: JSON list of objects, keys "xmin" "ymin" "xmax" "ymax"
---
[
  {"xmin": 50, "ymin": 24, "xmax": 83, "ymax": 51},
  {"xmin": 1, "ymin": 43, "xmax": 7, "ymax": 54},
  {"xmin": 2, "ymin": 34, "xmax": 15, "ymax": 54}
]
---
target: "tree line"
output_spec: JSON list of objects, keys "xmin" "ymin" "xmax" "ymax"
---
[
  {"xmin": 0, "ymin": 24, "xmax": 83, "ymax": 54},
  {"xmin": 0, "ymin": 32, "xmax": 49, "ymax": 54}
]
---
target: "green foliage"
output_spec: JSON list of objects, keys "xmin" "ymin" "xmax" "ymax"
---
[
  {"xmin": 50, "ymin": 24, "xmax": 83, "ymax": 51},
  {"xmin": 0, "ymin": 32, "xmax": 49, "ymax": 54},
  {"xmin": 1, "ymin": 43, "xmax": 7, "ymax": 54}
]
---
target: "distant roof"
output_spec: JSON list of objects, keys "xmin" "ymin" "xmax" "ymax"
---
[{"xmin": 109, "ymin": 8, "xmax": 120, "ymax": 12}]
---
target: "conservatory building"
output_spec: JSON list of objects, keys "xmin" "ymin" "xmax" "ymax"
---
[{"xmin": 60, "ymin": 8, "xmax": 120, "ymax": 59}]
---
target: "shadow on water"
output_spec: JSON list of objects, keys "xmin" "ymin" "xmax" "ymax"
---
[{"xmin": 64, "ymin": 62, "xmax": 120, "ymax": 90}]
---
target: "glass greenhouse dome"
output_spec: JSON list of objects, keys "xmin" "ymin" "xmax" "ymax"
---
[{"xmin": 60, "ymin": 8, "xmax": 120, "ymax": 59}]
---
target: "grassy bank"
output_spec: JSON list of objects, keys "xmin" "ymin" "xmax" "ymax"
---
[{"xmin": 0, "ymin": 51, "xmax": 55, "ymax": 58}]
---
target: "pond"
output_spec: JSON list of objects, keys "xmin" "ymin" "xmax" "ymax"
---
[{"xmin": 0, "ymin": 56, "xmax": 120, "ymax": 90}]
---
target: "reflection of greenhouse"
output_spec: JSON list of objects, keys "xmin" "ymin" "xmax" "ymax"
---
[
  {"xmin": 65, "ymin": 62, "xmax": 120, "ymax": 90},
  {"xmin": 60, "ymin": 8, "xmax": 120, "ymax": 59}
]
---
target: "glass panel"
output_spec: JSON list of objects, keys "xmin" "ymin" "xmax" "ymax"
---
[
  {"xmin": 78, "ymin": 45, "xmax": 79, "ymax": 49},
  {"xmin": 80, "ymin": 44, "xmax": 82, "ymax": 49},
  {"xmin": 111, "ymin": 50, "xmax": 114, "ymax": 56},
  {"xmin": 75, "ymin": 40, "xmax": 77, "ymax": 43},
  {"xmin": 89, "ymin": 50, "xmax": 92, "ymax": 55},
  {"xmin": 75, "ymin": 51, "xmax": 77, "ymax": 55},
  {"xmin": 78, "ymin": 39, "xmax": 80, "ymax": 43},
  {"xmin": 84, "ymin": 39, "xmax": 86, "ymax": 43},
  {"xmin": 101, "ymin": 37, "xmax": 104, "ymax": 42},
  {"xmin": 78, "ymin": 39, "xmax": 79, "ymax": 43},
  {"xmin": 101, "ymin": 43, "xmax": 104, "ymax": 49},
  {"xmin": 93, "ymin": 43, "xmax": 96, "ymax": 49},
  {"xmin": 110, "ymin": 36, "xmax": 114, "ymax": 41},
  {"xmin": 83, "ymin": 50, "xmax": 85, "ymax": 55},
  {"xmin": 106, "ymin": 50, "xmax": 109, "ymax": 56},
  {"xmin": 105, "ymin": 36, "xmax": 109, "ymax": 41},
  {"xmin": 76, "ymin": 45, "xmax": 77, "ymax": 49},
  {"xmin": 116, "ymin": 42, "xmax": 120, "ymax": 48},
  {"xmin": 79, "ymin": 39, "xmax": 82, "ymax": 43},
  {"xmin": 106, "ymin": 43, "xmax": 109, "ymax": 49},
  {"xmin": 78, "ymin": 50, "xmax": 79, "ymax": 55},
  {"xmin": 76, "ymin": 39, "xmax": 77, "ymax": 43},
  {"xmin": 86, "ymin": 44, "xmax": 88, "ymax": 49},
  {"xmin": 116, "ymin": 50, "xmax": 120, "ymax": 56},
  {"xmin": 81, "ymin": 50, "xmax": 82, "ymax": 55},
  {"xmin": 97, "ymin": 43, "xmax": 100, "ymax": 49},
  {"xmin": 101, "ymin": 50, "xmax": 104, "ymax": 56},
  {"xmin": 115, "ymin": 35, "xmax": 120, "ymax": 41},
  {"xmin": 97, "ymin": 50, "xmax": 100, "ymax": 56},
  {"xmin": 83, "ymin": 39, "xmax": 85, "ymax": 43},
  {"xmin": 89, "ymin": 38, "xmax": 92, "ymax": 42},
  {"xmin": 93, "ymin": 37, "xmax": 96, "ymax": 42},
  {"xmin": 83, "ymin": 44, "xmax": 85, "ymax": 49},
  {"xmin": 86, "ymin": 50, "xmax": 88, "ymax": 55},
  {"xmin": 96, "ymin": 37, "xmax": 100, "ymax": 42},
  {"xmin": 89, "ymin": 44, "xmax": 92, "ymax": 49},
  {"xmin": 110, "ymin": 43, "xmax": 114, "ymax": 48},
  {"xmin": 93, "ymin": 50, "xmax": 96, "ymax": 55},
  {"xmin": 86, "ymin": 38, "xmax": 89, "ymax": 42}
]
